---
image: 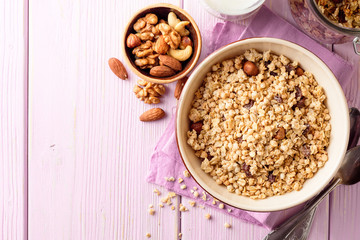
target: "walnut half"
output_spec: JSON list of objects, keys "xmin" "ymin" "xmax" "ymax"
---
[{"xmin": 133, "ymin": 79, "xmax": 166, "ymax": 104}]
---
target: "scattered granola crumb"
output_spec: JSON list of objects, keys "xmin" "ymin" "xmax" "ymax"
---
[
  {"xmin": 178, "ymin": 177, "xmax": 184, "ymax": 183},
  {"xmin": 227, "ymin": 208, "xmax": 232, "ymax": 213},
  {"xmin": 189, "ymin": 201, "xmax": 196, "ymax": 207},
  {"xmin": 168, "ymin": 192, "xmax": 176, "ymax": 198},
  {"xmin": 202, "ymin": 192, "xmax": 207, "ymax": 201},
  {"xmin": 219, "ymin": 203, "xmax": 224, "ymax": 209},
  {"xmin": 153, "ymin": 188, "xmax": 161, "ymax": 196},
  {"xmin": 161, "ymin": 192, "xmax": 177, "ymax": 206},
  {"xmin": 190, "ymin": 189, "xmax": 194, "ymax": 193},
  {"xmin": 159, "ymin": 203, "xmax": 164, "ymax": 208},
  {"xmin": 178, "ymin": 233, "xmax": 182, "ymax": 239},
  {"xmin": 205, "ymin": 213, "xmax": 211, "ymax": 219},
  {"xmin": 183, "ymin": 170, "xmax": 190, "ymax": 178},
  {"xmin": 148, "ymin": 208, "xmax": 155, "ymax": 215},
  {"xmin": 180, "ymin": 184, "xmax": 187, "ymax": 190},
  {"xmin": 161, "ymin": 197, "xmax": 169, "ymax": 204},
  {"xmin": 212, "ymin": 200, "xmax": 216, "ymax": 205},
  {"xmin": 165, "ymin": 176, "xmax": 175, "ymax": 182},
  {"xmin": 146, "ymin": 232, "xmax": 151, "ymax": 238},
  {"xmin": 224, "ymin": 222, "xmax": 231, "ymax": 228},
  {"xmin": 179, "ymin": 203, "xmax": 188, "ymax": 212},
  {"xmin": 148, "ymin": 204, "xmax": 154, "ymax": 208},
  {"xmin": 193, "ymin": 186, "xmax": 198, "ymax": 190},
  {"xmin": 199, "ymin": 205, "xmax": 205, "ymax": 209},
  {"xmin": 171, "ymin": 206, "xmax": 176, "ymax": 211},
  {"xmin": 193, "ymin": 191, "xmax": 199, "ymax": 198}
]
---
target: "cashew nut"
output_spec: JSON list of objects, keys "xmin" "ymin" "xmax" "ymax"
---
[
  {"xmin": 168, "ymin": 12, "xmax": 180, "ymax": 28},
  {"xmin": 174, "ymin": 21, "xmax": 190, "ymax": 36},
  {"xmin": 168, "ymin": 45, "xmax": 193, "ymax": 61}
]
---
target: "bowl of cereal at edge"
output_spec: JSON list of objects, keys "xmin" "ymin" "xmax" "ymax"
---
[
  {"xmin": 122, "ymin": 3, "xmax": 202, "ymax": 84},
  {"xmin": 176, "ymin": 38, "xmax": 349, "ymax": 212}
]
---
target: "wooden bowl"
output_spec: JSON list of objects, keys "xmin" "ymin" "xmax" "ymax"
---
[{"xmin": 122, "ymin": 3, "xmax": 202, "ymax": 84}]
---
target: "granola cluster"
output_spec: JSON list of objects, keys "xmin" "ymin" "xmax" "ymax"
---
[
  {"xmin": 316, "ymin": 0, "xmax": 360, "ymax": 28},
  {"xmin": 186, "ymin": 49, "xmax": 331, "ymax": 199}
]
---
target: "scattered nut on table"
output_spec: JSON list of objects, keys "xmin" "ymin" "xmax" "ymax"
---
[
  {"xmin": 126, "ymin": 12, "xmax": 194, "ymax": 77},
  {"xmin": 139, "ymin": 108, "xmax": 165, "ymax": 122},
  {"xmin": 133, "ymin": 79, "xmax": 165, "ymax": 104},
  {"xmin": 174, "ymin": 76, "xmax": 188, "ymax": 100},
  {"xmin": 108, "ymin": 57, "xmax": 128, "ymax": 80}
]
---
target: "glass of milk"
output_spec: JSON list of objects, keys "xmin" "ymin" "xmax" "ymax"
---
[{"xmin": 201, "ymin": 0, "xmax": 265, "ymax": 21}]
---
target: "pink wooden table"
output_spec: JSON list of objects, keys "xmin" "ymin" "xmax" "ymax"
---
[{"xmin": 1, "ymin": 0, "xmax": 360, "ymax": 239}]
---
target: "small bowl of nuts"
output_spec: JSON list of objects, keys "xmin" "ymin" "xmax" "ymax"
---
[{"xmin": 123, "ymin": 3, "xmax": 202, "ymax": 84}]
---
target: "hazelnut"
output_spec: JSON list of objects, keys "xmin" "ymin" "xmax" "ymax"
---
[
  {"xmin": 126, "ymin": 33, "xmax": 141, "ymax": 48},
  {"xmin": 180, "ymin": 36, "xmax": 193, "ymax": 50},
  {"xmin": 243, "ymin": 61, "xmax": 259, "ymax": 76}
]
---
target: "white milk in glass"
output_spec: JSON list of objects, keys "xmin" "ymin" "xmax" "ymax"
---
[{"xmin": 202, "ymin": 0, "xmax": 264, "ymax": 20}]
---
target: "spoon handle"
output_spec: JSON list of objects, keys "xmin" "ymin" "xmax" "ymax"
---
[
  {"xmin": 263, "ymin": 178, "xmax": 340, "ymax": 240},
  {"xmin": 348, "ymin": 107, "xmax": 360, "ymax": 149}
]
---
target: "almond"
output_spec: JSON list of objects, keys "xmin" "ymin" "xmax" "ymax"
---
[
  {"xmin": 108, "ymin": 57, "xmax": 128, "ymax": 80},
  {"xmin": 159, "ymin": 55, "xmax": 182, "ymax": 72},
  {"xmin": 150, "ymin": 66, "xmax": 175, "ymax": 77},
  {"xmin": 139, "ymin": 108, "xmax": 165, "ymax": 122},
  {"xmin": 154, "ymin": 35, "xmax": 169, "ymax": 55},
  {"xmin": 174, "ymin": 76, "xmax": 188, "ymax": 99}
]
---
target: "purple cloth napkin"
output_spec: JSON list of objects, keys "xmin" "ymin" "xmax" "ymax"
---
[{"xmin": 147, "ymin": 6, "xmax": 358, "ymax": 230}]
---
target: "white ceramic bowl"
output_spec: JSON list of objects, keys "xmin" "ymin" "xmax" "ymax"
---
[{"xmin": 176, "ymin": 38, "xmax": 349, "ymax": 212}]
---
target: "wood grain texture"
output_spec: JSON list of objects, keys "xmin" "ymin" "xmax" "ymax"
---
[
  {"xmin": 26, "ymin": 0, "xmax": 360, "ymax": 239},
  {"xmin": 28, "ymin": 0, "xmax": 180, "ymax": 239},
  {"xmin": 0, "ymin": 0, "xmax": 28, "ymax": 239}
]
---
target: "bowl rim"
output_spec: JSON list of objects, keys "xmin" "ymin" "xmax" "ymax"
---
[
  {"xmin": 176, "ymin": 37, "xmax": 350, "ymax": 212},
  {"xmin": 122, "ymin": 3, "xmax": 202, "ymax": 84}
]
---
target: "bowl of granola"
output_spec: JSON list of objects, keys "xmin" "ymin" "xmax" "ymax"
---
[
  {"xmin": 176, "ymin": 38, "xmax": 349, "ymax": 211},
  {"xmin": 123, "ymin": 3, "xmax": 202, "ymax": 84}
]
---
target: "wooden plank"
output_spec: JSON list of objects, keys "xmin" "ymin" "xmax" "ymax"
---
[
  {"xmin": 0, "ymin": 0, "xmax": 28, "ymax": 239},
  {"xmin": 180, "ymin": 1, "xmax": 331, "ymax": 239},
  {"xmin": 329, "ymin": 43, "xmax": 360, "ymax": 240},
  {"xmin": 28, "ymin": 0, "xmax": 180, "ymax": 239}
]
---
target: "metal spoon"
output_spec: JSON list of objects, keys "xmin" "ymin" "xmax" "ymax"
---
[
  {"xmin": 348, "ymin": 107, "xmax": 360, "ymax": 149},
  {"xmin": 264, "ymin": 145, "xmax": 360, "ymax": 240}
]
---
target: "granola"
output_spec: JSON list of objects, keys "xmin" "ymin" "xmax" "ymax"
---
[
  {"xmin": 186, "ymin": 49, "xmax": 331, "ymax": 199},
  {"xmin": 316, "ymin": 0, "xmax": 360, "ymax": 28}
]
